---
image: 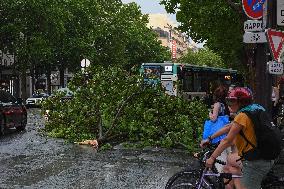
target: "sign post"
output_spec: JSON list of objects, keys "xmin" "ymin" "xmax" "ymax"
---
[
  {"xmin": 262, "ymin": 0, "xmax": 268, "ymax": 28},
  {"xmin": 277, "ymin": 0, "xmax": 284, "ymax": 26}
]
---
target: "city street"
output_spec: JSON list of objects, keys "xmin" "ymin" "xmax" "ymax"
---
[
  {"xmin": 0, "ymin": 109, "xmax": 196, "ymax": 189},
  {"xmin": 1, "ymin": 1, "xmax": 284, "ymax": 189}
]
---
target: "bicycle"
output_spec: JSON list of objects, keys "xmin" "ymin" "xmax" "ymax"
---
[{"xmin": 165, "ymin": 144, "xmax": 242, "ymax": 189}]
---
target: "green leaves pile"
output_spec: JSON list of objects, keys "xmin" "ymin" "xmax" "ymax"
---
[{"xmin": 42, "ymin": 66, "xmax": 208, "ymax": 152}]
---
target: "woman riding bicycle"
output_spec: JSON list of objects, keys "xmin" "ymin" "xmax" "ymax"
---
[{"xmin": 201, "ymin": 87, "xmax": 273, "ymax": 189}]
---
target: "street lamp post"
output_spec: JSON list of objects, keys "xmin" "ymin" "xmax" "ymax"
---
[
  {"xmin": 80, "ymin": 58, "xmax": 102, "ymax": 138},
  {"xmin": 80, "ymin": 58, "xmax": 91, "ymax": 84},
  {"xmin": 80, "ymin": 58, "xmax": 90, "ymax": 73}
]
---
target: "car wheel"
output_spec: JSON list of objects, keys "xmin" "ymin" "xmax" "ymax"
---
[
  {"xmin": 16, "ymin": 121, "xmax": 26, "ymax": 131},
  {"xmin": 0, "ymin": 118, "xmax": 5, "ymax": 136}
]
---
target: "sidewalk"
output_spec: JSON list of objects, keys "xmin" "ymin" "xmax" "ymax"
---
[{"xmin": 261, "ymin": 130, "xmax": 284, "ymax": 188}]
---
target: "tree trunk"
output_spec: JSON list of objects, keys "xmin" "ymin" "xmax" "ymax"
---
[
  {"xmin": 59, "ymin": 65, "xmax": 65, "ymax": 88},
  {"xmin": 31, "ymin": 65, "xmax": 35, "ymax": 94},
  {"xmin": 20, "ymin": 68, "xmax": 27, "ymax": 100},
  {"xmin": 254, "ymin": 44, "xmax": 272, "ymax": 114},
  {"xmin": 244, "ymin": 45, "xmax": 256, "ymax": 95},
  {"xmin": 46, "ymin": 68, "xmax": 52, "ymax": 95}
]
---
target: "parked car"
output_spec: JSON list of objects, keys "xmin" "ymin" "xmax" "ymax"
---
[
  {"xmin": 26, "ymin": 93, "xmax": 49, "ymax": 108},
  {"xmin": 0, "ymin": 90, "xmax": 27, "ymax": 135}
]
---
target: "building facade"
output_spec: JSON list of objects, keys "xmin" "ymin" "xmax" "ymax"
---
[
  {"xmin": 147, "ymin": 14, "xmax": 198, "ymax": 60},
  {"xmin": 0, "ymin": 50, "xmax": 20, "ymax": 97},
  {"xmin": 0, "ymin": 50, "xmax": 72, "ymax": 99}
]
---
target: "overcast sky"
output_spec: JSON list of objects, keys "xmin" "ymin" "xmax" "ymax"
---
[{"xmin": 121, "ymin": 0, "xmax": 177, "ymax": 23}]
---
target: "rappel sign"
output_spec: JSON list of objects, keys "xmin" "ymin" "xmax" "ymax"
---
[{"xmin": 244, "ymin": 20, "xmax": 263, "ymax": 32}]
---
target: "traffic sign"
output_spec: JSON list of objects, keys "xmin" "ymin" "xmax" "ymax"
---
[
  {"xmin": 244, "ymin": 20, "xmax": 264, "ymax": 32},
  {"xmin": 277, "ymin": 0, "xmax": 284, "ymax": 26},
  {"xmin": 266, "ymin": 29, "xmax": 284, "ymax": 61},
  {"xmin": 268, "ymin": 61, "xmax": 283, "ymax": 75},
  {"xmin": 242, "ymin": 0, "xmax": 266, "ymax": 19},
  {"xmin": 243, "ymin": 31, "xmax": 267, "ymax": 43}
]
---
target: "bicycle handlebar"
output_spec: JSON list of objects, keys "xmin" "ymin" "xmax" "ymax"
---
[
  {"xmin": 204, "ymin": 172, "xmax": 242, "ymax": 179},
  {"xmin": 220, "ymin": 173, "xmax": 242, "ymax": 179},
  {"xmin": 195, "ymin": 143, "xmax": 227, "ymax": 166},
  {"xmin": 194, "ymin": 143, "xmax": 217, "ymax": 158}
]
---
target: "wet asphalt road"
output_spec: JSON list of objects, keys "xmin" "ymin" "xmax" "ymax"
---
[{"xmin": 0, "ymin": 109, "xmax": 196, "ymax": 189}]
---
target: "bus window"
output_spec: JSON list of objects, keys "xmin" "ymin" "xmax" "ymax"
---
[
  {"xmin": 143, "ymin": 65, "xmax": 161, "ymax": 85},
  {"xmin": 182, "ymin": 71, "xmax": 193, "ymax": 92},
  {"xmin": 144, "ymin": 65, "xmax": 160, "ymax": 79},
  {"xmin": 193, "ymin": 73, "xmax": 202, "ymax": 92},
  {"xmin": 141, "ymin": 63, "xmax": 240, "ymax": 99}
]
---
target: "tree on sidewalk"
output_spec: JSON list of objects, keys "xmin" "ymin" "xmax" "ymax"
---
[
  {"xmin": 160, "ymin": 0, "xmax": 247, "ymax": 70},
  {"xmin": 0, "ymin": 0, "xmax": 170, "ymax": 97},
  {"xmin": 178, "ymin": 48, "xmax": 226, "ymax": 68}
]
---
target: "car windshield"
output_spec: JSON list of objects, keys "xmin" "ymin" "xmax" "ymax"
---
[{"xmin": 0, "ymin": 90, "xmax": 17, "ymax": 103}]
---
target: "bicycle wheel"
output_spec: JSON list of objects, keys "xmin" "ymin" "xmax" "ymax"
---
[
  {"xmin": 165, "ymin": 169, "xmax": 203, "ymax": 189},
  {"xmin": 278, "ymin": 116, "xmax": 284, "ymax": 131}
]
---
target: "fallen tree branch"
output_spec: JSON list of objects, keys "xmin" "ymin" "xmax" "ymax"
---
[{"xmin": 101, "ymin": 90, "xmax": 143, "ymax": 140}]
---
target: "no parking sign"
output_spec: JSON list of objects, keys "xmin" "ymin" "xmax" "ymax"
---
[{"xmin": 242, "ymin": 0, "xmax": 266, "ymax": 19}]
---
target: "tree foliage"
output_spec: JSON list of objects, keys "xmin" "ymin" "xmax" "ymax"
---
[
  {"xmin": 0, "ymin": 0, "xmax": 171, "ymax": 95},
  {"xmin": 0, "ymin": 0, "xmax": 171, "ymax": 69},
  {"xmin": 160, "ymin": 0, "xmax": 245, "ymax": 68},
  {"xmin": 42, "ymin": 66, "xmax": 208, "ymax": 151},
  {"xmin": 179, "ymin": 48, "xmax": 226, "ymax": 68}
]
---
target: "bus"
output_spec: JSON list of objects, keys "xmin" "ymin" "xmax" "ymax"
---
[{"xmin": 140, "ymin": 62, "xmax": 242, "ymax": 100}]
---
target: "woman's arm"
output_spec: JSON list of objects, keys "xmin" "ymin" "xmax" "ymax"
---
[
  {"xmin": 209, "ymin": 102, "xmax": 221, "ymax": 121},
  {"xmin": 210, "ymin": 123, "xmax": 231, "ymax": 138},
  {"xmin": 200, "ymin": 124, "xmax": 231, "ymax": 148},
  {"xmin": 206, "ymin": 121, "xmax": 243, "ymax": 168}
]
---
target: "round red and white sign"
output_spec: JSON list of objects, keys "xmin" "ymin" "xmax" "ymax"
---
[{"xmin": 242, "ymin": 0, "xmax": 265, "ymax": 20}]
